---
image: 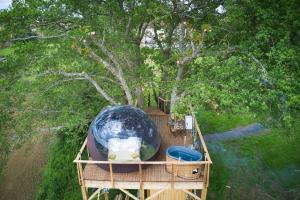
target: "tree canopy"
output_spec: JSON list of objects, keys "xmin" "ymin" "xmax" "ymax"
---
[
  {"xmin": 0, "ymin": 0, "xmax": 299, "ymax": 133},
  {"xmin": 1, "ymin": 0, "xmax": 300, "ymax": 199}
]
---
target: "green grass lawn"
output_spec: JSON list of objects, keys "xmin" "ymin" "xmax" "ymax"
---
[
  {"xmin": 195, "ymin": 108, "xmax": 258, "ymax": 134},
  {"xmin": 0, "ymin": 47, "xmax": 14, "ymax": 56},
  {"xmin": 208, "ymin": 125, "xmax": 300, "ymax": 199}
]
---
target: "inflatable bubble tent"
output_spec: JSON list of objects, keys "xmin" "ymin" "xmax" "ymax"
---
[{"xmin": 87, "ymin": 105, "xmax": 161, "ymax": 172}]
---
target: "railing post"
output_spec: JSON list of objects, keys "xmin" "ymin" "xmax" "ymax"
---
[
  {"xmin": 206, "ymin": 163, "xmax": 210, "ymax": 187},
  {"xmin": 201, "ymin": 188, "xmax": 207, "ymax": 200},
  {"xmin": 76, "ymin": 163, "xmax": 82, "ymax": 185},
  {"xmin": 171, "ymin": 164, "xmax": 175, "ymax": 189},
  {"xmin": 157, "ymin": 97, "xmax": 159, "ymax": 109},
  {"xmin": 78, "ymin": 161, "xmax": 88, "ymax": 200},
  {"xmin": 203, "ymin": 162, "xmax": 208, "ymax": 187},
  {"xmin": 109, "ymin": 163, "xmax": 114, "ymax": 187},
  {"xmin": 105, "ymin": 192, "xmax": 109, "ymax": 200},
  {"xmin": 139, "ymin": 164, "xmax": 144, "ymax": 200},
  {"xmin": 87, "ymin": 147, "xmax": 90, "ymax": 158},
  {"xmin": 199, "ymin": 162, "xmax": 208, "ymax": 200}
]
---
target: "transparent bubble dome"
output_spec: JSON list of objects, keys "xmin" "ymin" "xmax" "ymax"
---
[{"xmin": 88, "ymin": 105, "xmax": 161, "ymax": 161}]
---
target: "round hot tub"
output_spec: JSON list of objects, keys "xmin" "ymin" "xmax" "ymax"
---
[{"xmin": 166, "ymin": 146, "xmax": 203, "ymax": 179}]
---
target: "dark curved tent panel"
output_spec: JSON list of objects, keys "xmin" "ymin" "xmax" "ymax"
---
[{"xmin": 87, "ymin": 105, "xmax": 161, "ymax": 172}]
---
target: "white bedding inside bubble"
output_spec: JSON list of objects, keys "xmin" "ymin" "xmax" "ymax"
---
[{"xmin": 108, "ymin": 137, "xmax": 141, "ymax": 161}]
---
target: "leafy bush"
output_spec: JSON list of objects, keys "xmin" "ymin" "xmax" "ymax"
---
[{"xmin": 36, "ymin": 122, "xmax": 89, "ymax": 200}]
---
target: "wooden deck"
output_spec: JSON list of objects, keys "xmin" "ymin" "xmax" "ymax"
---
[
  {"xmin": 83, "ymin": 164, "xmax": 204, "ymax": 189},
  {"xmin": 82, "ymin": 110, "xmax": 202, "ymax": 189},
  {"xmin": 74, "ymin": 104, "xmax": 212, "ymax": 200}
]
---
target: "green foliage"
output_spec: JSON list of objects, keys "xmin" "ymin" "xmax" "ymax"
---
[
  {"xmin": 36, "ymin": 122, "xmax": 88, "ymax": 200},
  {"xmin": 36, "ymin": 120, "xmax": 138, "ymax": 200},
  {"xmin": 208, "ymin": 153, "xmax": 230, "ymax": 199},
  {"xmin": 0, "ymin": 41, "xmax": 108, "ymax": 178},
  {"xmin": 228, "ymin": 124, "xmax": 300, "ymax": 169},
  {"xmin": 195, "ymin": 108, "xmax": 258, "ymax": 134},
  {"xmin": 0, "ymin": 0, "xmax": 300, "ymax": 199},
  {"xmin": 208, "ymin": 124, "xmax": 300, "ymax": 199}
]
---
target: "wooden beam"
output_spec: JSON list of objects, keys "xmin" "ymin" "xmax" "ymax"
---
[
  {"xmin": 206, "ymin": 164, "xmax": 210, "ymax": 187},
  {"xmin": 88, "ymin": 188, "xmax": 101, "ymax": 200},
  {"xmin": 182, "ymin": 189, "xmax": 201, "ymax": 200},
  {"xmin": 139, "ymin": 164, "xmax": 144, "ymax": 200},
  {"xmin": 84, "ymin": 180, "xmax": 204, "ymax": 190},
  {"xmin": 140, "ymin": 188, "xmax": 145, "ymax": 200},
  {"xmin": 139, "ymin": 163, "xmax": 143, "ymax": 185},
  {"xmin": 76, "ymin": 163, "xmax": 82, "ymax": 185},
  {"xmin": 189, "ymin": 104, "xmax": 212, "ymax": 163},
  {"xmin": 201, "ymin": 188, "xmax": 207, "ymax": 200},
  {"xmin": 203, "ymin": 163, "xmax": 208, "ymax": 187},
  {"xmin": 109, "ymin": 163, "xmax": 114, "ymax": 187},
  {"xmin": 115, "ymin": 193, "xmax": 123, "ymax": 200},
  {"xmin": 74, "ymin": 138, "xmax": 87, "ymax": 161},
  {"xmin": 119, "ymin": 188, "xmax": 139, "ymax": 200},
  {"xmin": 78, "ymin": 162, "xmax": 84, "ymax": 186},
  {"xmin": 81, "ymin": 186, "xmax": 88, "ymax": 200},
  {"xmin": 171, "ymin": 164, "xmax": 174, "ymax": 189},
  {"xmin": 145, "ymin": 187, "xmax": 168, "ymax": 200},
  {"xmin": 74, "ymin": 159, "xmax": 211, "ymax": 165},
  {"xmin": 105, "ymin": 192, "xmax": 109, "ymax": 200}
]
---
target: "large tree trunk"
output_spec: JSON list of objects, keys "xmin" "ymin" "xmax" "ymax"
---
[
  {"xmin": 135, "ymin": 87, "xmax": 143, "ymax": 108},
  {"xmin": 118, "ymin": 71, "xmax": 133, "ymax": 105},
  {"xmin": 170, "ymin": 23, "xmax": 185, "ymax": 112},
  {"xmin": 170, "ymin": 63, "xmax": 184, "ymax": 112}
]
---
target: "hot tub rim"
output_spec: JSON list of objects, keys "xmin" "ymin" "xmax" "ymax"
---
[{"xmin": 166, "ymin": 145, "xmax": 203, "ymax": 161}]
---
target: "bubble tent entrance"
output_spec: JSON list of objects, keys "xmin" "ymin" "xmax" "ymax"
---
[{"xmin": 87, "ymin": 105, "xmax": 161, "ymax": 172}]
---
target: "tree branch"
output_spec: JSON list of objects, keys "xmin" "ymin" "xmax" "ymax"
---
[
  {"xmin": 84, "ymin": 46, "xmax": 119, "ymax": 77},
  {"xmin": 40, "ymin": 70, "xmax": 118, "ymax": 104},
  {"xmin": 88, "ymin": 40, "xmax": 133, "ymax": 105},
  {"xmin": 11, "ymin": 33, "xmax": 66, "ymax": 42},
  {"xmin": 125, "ymin": 16, "xmax": 132, "ymax": 36},
  {"xmin": 43, "ymin": 77, "xmax": 87, "ymax": 93}
]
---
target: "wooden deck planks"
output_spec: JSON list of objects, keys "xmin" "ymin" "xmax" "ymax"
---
[{"xmin": 83, "ymin": 164, "xmax": 202, "ymax": 182}]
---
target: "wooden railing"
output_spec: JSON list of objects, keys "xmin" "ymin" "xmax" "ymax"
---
[
  {"xmin": 74, "ymin": 109, "xmax": 211, "ymax": 180},
  {"xmin": 189, "ymin": 104, "xmax": 212, "ymax": 187},
  {"xmin": 74, "ymin": 104, "xmax": 212, "ymax": 199},
  {"xmin": 74, "ymin": 143, "xmax": 211, "ymax": 183},
  {"xmin": 157, "ymin": 97, "xmax": 170, "ymax": 114}
]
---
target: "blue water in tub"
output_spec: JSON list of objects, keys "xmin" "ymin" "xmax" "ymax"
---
[{"xmin": 167, "ymin": 146, "xmax": 202, "ymax": 161}]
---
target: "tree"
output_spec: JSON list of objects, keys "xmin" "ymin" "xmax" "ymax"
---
[
  {"xmin": 149, "ymin": 0, "xmax": 219, "ymax": 111},
  {"xmin": 1, "ymin": 0, "xmax": 154, "ymax": 105}
]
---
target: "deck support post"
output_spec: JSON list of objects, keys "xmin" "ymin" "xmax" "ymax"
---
[
  {"xmin": 119, "ymin": 188, "xmax": 139, "ymax": 200},
  {"xmin": 109, "ymin": 163, "xmax": 114, "ymax": 187},
  {"xmin": 105, "ymin": 191, "xmax": 109, "ymax": 200},
  {"xmin": 140, "ymin": 188, "xmax": 144, "ymax": 200},
  {"xmin": 201, "ymin": 188, "xmax": 207, "ymax": 200},
  {"xmin": 145, "ymin": 187, "xmax": 168, "ymax": 200},
  {"xmin": 80, "ymin": 186, "xmax": 88, "ymax": 200},
  {"xmin": 139, "ymin": 163, "xmax": 144, "ymax": 200},
  {"xmin": 171, "ymin": 164, "xmax": 175, "ymax": 189},
  {"xmin": 182, "ymin": 189, "xmax": 201, "ymax": 200}
]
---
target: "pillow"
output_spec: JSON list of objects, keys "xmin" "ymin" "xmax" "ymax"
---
[{"xmin": 108, "ymin": 137, "xmax": 141, "ymax": 161}]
